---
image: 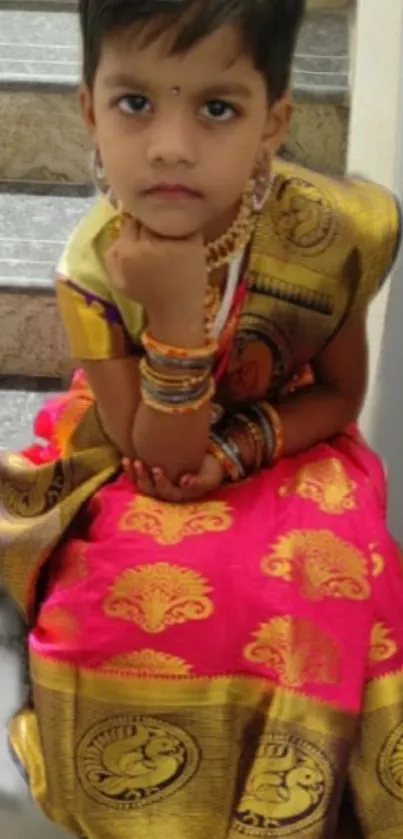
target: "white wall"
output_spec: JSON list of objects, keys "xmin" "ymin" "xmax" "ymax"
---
[{"xmin": 348, "ymin": 0, "xmax": 403, "ymax": 537}]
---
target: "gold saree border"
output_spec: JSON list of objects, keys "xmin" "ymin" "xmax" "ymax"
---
[{"xmin": 30, "ymin": 652, "xmax": 356, "ymax": 740}]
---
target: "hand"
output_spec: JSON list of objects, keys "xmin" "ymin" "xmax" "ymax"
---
[
  {"xmin": 105, "ymin": 216, "xmax": 207, "ymax": 319},
  {"xmin": 123, "ymin": 454, "xmax": 225, "ymax": 502}
]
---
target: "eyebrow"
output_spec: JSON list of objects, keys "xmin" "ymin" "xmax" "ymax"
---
[
  {"xmin": 102, "ymin": 74, "xmax": 252, "ymax": 99},
  {"xmin": 102, "ymin": 72, "xmax": 149, "ymax": 90},
  {"xmin": 200, "ymin": 83, "xmax": 252, "ymax": 100}
]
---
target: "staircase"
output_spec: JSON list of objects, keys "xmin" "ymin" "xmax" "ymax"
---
[
  {"xmin": 0, "ymin": 0, "xmax": 351, "ymax": 384},
  {"xmin": 0, "ymin": 2, "xmax": 357, "ymax": 837}
]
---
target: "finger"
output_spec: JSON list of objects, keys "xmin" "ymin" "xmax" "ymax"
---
[
  {"xmin": 152, "ymin": 468, "xmax": 182, "ymax": 503},
  {"xmin": 176, "ymin": 484, "xmax": 206, "ymax": 502},
  {"xmin": 122, "ymin": 457, "xmax": 136, "ymax": 484},
  {"xmin": 134, "ymin": 461, "xmax": 155, "ymax": 497}
]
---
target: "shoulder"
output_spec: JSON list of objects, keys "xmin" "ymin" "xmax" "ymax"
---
[
  {"xmin": 56, "ymin": 195, "xmax": 120, "ymax": 297},
  {"xmin": 253, "ymin": 158, "xmax": 400, "ymax": 304}
]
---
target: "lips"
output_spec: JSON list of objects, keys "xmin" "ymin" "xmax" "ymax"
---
[{"xmin": 145, "ymin": 184, "xmax": 202, "ymax": 199}]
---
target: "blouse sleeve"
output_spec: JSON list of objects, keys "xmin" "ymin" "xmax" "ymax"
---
[
  {"xmin": 347, "ymin": 178, "xmax": 401, "ymax": 317},
  {"xmin": 55, "ymin": 204, "xmax": 143, "ymax": 361},
  {"xmin": 55, "ymin": 277, "xmax": 132, "ymax": 360}
]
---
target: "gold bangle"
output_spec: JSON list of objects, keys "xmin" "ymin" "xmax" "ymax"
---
[
  {"xmin": 234, "ymin": 414, "xmax": 265, "ymax": 471},
  {"xmin": 142, "ymin": 329, "xmax": 217, "ymax": 361},
  {"xmin": 139, "ymin": 357, "xmax": 208, "ymax": 391},
  {"xmin": 260, "ymin": 403, "xmax": 284, "ymax": 463},
  {"xmin": 141, "ymin": 378, "xmax": 215, "ymax": 415}
]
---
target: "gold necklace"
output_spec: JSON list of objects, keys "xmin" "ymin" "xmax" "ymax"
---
[
  {"xmin": 205, "ymin": 180, "xmax": 257, "ymax": 273},
  {"xmin": 204, "ymin": 283, "xmax": 221, "ymax": 335}
]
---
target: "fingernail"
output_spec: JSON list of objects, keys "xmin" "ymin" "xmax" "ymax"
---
[
  {"xmin": 181, "ymin": 476, "xmax": 194, "ymax": 488},
  {"xmin": 153, "ymin": 467, "xmax": 163, "ymax": 480},
  {"xmin": 134, "ymin": 460, "xmax": 142, "ymax": 476}
]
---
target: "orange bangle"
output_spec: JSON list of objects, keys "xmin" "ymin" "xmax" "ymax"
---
[
  {"xmin": 142, "ymin": 329, "xmax": 217, "ymax": 361},
  {"xmin": 260, "ymin": 403, "xmax": 284, "ymax": 463}
]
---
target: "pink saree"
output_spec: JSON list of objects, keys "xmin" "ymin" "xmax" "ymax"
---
[{"xmin": 2, "ymin": 371, "xmax": 403, "ymax": 839}]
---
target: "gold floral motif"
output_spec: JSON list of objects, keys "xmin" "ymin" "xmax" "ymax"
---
[
  {"xmin": 244, "ymin": 616, "xmax": 340, "ymax": 688},
  {"xmin": 370, "ymin": 623, "xmax": 398, "ymax": 663},
  {"xmin": 279, "ymin": 459, "xmax": 357, "ymax": 514},
  {"xmin": 104, "ymin": 649, "xmax": 192, "ymax": 676},
  {"xmin": 379, "ymin": 722, "xmax": 403, "ymax": 801},
  {"xmin": 261, "ymin": 529, "xmax": 370, "ymax": 601},
  {"xmin": 104, "ymin": 563, "xmax": 214, "ymax": 633},
  {"xmin": 235, "ymin": 732, "xmax": 333, "ymax": 838},
  {"xmin": 119, "ymin": 496, "xmax": 233, "ymax": 545},
  {"xmin": 76, "ymin": 714, "xmax": 200, "ymax": 810}
]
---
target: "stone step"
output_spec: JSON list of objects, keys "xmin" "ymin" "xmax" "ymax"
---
[
  {"xmin": 0, "ymin": 8, "xmax": 349, "ymax": 183},
  {"xmin": 0, "ymin": 0, "xmax": 352, "ymax": 9},
  {"xmin": 0, "ymin": 189, "xmax": 91, "ymax": 379}
]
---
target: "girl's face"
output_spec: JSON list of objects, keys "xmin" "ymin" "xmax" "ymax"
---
[{"xmin": 81, "ymin": 23, "xmax": 290, "ymax": 240}]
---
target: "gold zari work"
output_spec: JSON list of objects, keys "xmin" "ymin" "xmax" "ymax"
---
[
  {"xmin": 119, "ymin": 496, "xmax": 233, "ymax": 545},
  {"xmin": 10, "ymin": 656, "xmax": 357, "ymax": 839},
  {"xmin": 369, "ymin": 623, "xmax": 398, "ymax": 664},
  {"xmin": 103, "ymin": 563, "xmax": 214, "ymax": 633},
  {"xmin": 103, "ymin": 649, "xmax": 193, "ymax": 676},
  {"xmin": 77, "ymin": 714, "xmax": 200, "ymax": 810},
  {"xmin": 235, "ymin": 732, "xmax": 333, "ymax": 838},
  {"xmin": 261, "ymin": 530, "xmax": 370, "ymax": 601},
  {"xmin": 243, "ymin": 616, "xmax": 340, "ymax": 688},
  {"xmin": 279, "ymin": 458, "xmax": 357, "ymax": 514}
]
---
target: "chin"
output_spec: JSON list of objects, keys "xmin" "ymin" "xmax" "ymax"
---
[
  {"xmin": 134, "ymin": 202, "xmax": 207, "ymax": 240},
  {"xmin": 141, "ymin": 217, "xmax": 202, "ymax": 240}
]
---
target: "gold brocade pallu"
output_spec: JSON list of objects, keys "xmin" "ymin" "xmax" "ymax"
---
[{"xmin": 2, "ymin": 387, "xmax": 403, "ymax": 838}]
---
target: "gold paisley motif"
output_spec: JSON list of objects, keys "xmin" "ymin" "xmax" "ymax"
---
[
  {"xmin": 235, "ymin": 732, "xmax": 333, "ymax": 838},
  {"xmin": 104, "ymin": 649, "xmax": 192, "ymax": 676},
  {"xmin": 119, "ymin": 496, "xmax": 233, "ymax": 545},
  {"xmin": 77, "ymin": 714, "xmax": 200, "ymax": 810},
  {"xmin": 262, "ymin": 529, "xmax": 370, "ymax": 601},
  {"xmin": 244, "ymin": 616, "xmax": 340, "ymax": 688},
  {"xmin": 379, "ymin": 722, "xmax": 403, "ymax": 801},
  {"xmin": 279, "ymin": 458, "xmax": 357, "ymax": 515},
  {"xmin": 103, "ymin": 563, "xmax": 214, "ymax": 633},
  {"xmin": 370, "ymin": 623, "xmax": 398, "ymax": 663}
]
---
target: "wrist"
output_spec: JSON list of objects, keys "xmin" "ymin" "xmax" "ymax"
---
[{"xmin": 148, "ymin": 308, "xmax": 205, "ymax": 349}]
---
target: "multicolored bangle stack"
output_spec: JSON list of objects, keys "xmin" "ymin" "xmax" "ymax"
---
[
  {"xmin": 208, "ymin": 402, "xmax": 284, "ymax": 482},
  {"xmin": 140, "ymin": 329, "xmax": 217, "ymax": 415}
]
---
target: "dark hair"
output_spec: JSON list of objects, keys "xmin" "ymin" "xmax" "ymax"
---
[{"xmin": 79, "ymin": 0, "xmax": 305, "ymax": 101}]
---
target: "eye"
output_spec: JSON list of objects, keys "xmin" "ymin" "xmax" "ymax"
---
[
  {"xmin": 117, "ymin": 94, "xmax": 152, "ymax": 115},
  {"xmin": 200, "ymin": 99, "xmax": 238, "ymax": 122}
]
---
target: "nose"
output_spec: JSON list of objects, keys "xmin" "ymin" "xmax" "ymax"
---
[{"xmin": 146, "ymin": 108, "xmax": 197, "ymax": 169}]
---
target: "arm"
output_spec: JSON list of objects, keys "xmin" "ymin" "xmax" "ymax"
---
[
  {"xmin": 219, "ymin": 313, "xmax": 368, "ymax": 473},
  {"xmin": 277, "ymin": 312, "xmax": 368, "ymax": 457},
  {"xmin": 82, "ymin": 306, "xmax": 210, "ymax": 482}
]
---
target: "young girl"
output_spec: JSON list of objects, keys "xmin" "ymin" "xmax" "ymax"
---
[{"xmin": 1, "ymin": 0, "xmax": 403, "ymax": 837}]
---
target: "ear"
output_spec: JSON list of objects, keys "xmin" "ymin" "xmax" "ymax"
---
[
  {"xmin": 79, "ymin": 83, "xmax": 97, "ymax": 142},
  {"xmin": 262, "ymin": 94, "xmax": 293, "ymax": 157}
]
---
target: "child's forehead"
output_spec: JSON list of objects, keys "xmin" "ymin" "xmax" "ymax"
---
[{"xmin": 100, "ymin": 21, "xmax": 253, "ymax": 81}]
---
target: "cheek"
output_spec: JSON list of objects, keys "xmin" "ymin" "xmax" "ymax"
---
[{"xmin": 205, "ymin": 130, "xmax": 259, "ymax": 190}]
